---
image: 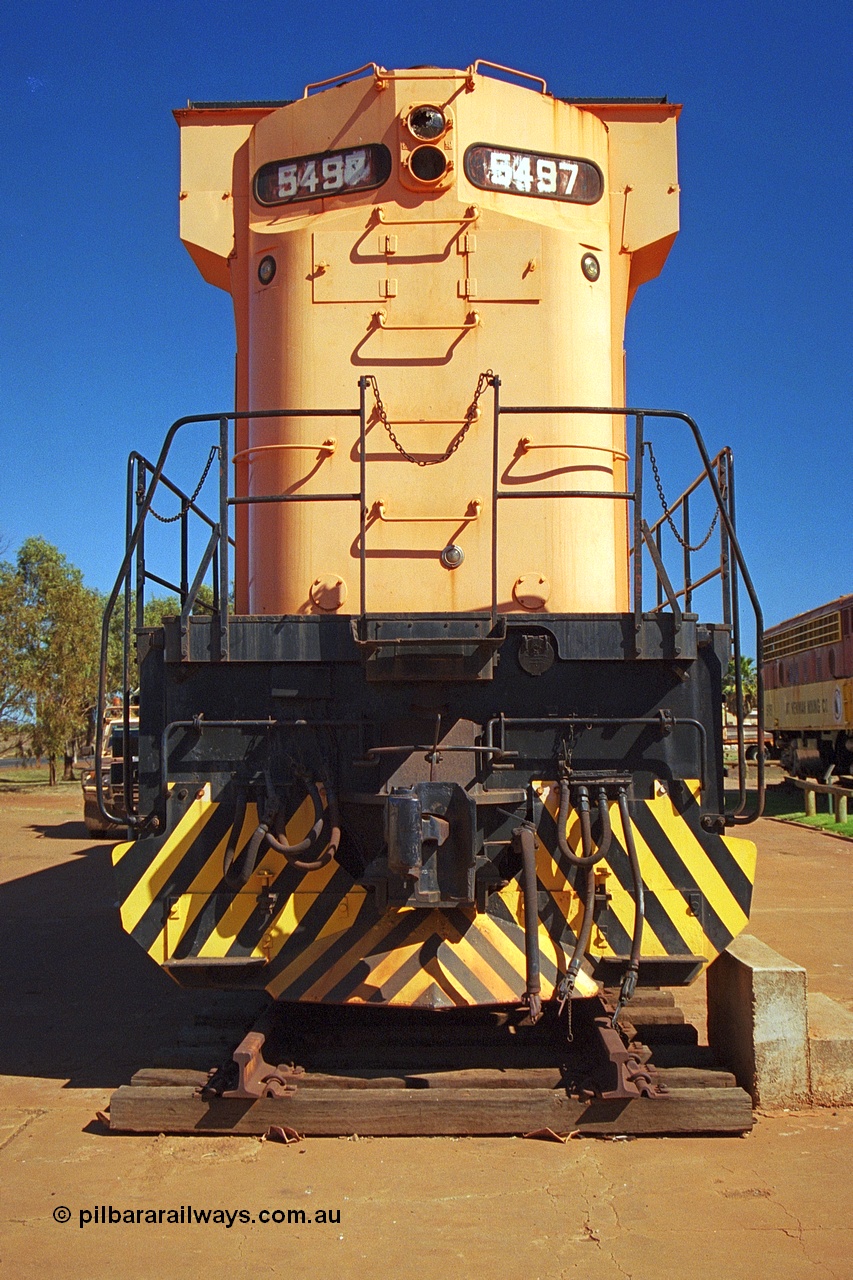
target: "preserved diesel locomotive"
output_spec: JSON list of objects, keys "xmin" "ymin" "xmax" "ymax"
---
[{"xmin": 99, "ymin": 62, "xmax": 764, "ymax": 1048}]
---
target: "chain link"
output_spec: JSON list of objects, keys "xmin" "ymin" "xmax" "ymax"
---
[
  {"xmin": 366, "ymin": 370, "xmax": 494, "ymax": 466},
  {"xmin": 147, "ymin": 446, "xmax": 220, "ymax": 523},
  {"xmin": 645, "ymin": 440, "xmax": 719, "ymax": 552}
]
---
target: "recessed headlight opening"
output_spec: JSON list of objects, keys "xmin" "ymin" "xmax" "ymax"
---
[{"xmin": 409, "ymin": 146, "xmax": 447, "ymax": 183}]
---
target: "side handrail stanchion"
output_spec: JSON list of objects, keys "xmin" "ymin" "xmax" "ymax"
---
[
  {"xmin": 218, "ymin": 416, "xmax": 230, "ymax": 660},
  {"xmin": 633, "ymin": 413, "xmax": 645, "ymax": 650},
  {"xmin": 491, "ymin": 374, "xmax": 501, "ymax": 629}
]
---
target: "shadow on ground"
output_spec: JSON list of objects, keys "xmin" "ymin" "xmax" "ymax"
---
[
  {"xmin": 27, "ymin": 819, "xmax": 93, "ymax": 842},
  {"xmin": 0, "ymin": 834, "xmax": 265, "ymax": 1089}
]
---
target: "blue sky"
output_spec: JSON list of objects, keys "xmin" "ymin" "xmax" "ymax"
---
[{"xmin": 1, "ymin": 0, "xmax": 850, "ymax": 635}]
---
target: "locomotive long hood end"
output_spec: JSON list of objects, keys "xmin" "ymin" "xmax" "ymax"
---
[{"xmin": 100, "ymin": 62, "xmax": 762, "ymax": 1039}]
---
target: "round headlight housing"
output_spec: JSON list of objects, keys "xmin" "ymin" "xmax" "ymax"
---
[{"xmin": 407, "ymin": 105, "xmax": 446, "ymax": 140}]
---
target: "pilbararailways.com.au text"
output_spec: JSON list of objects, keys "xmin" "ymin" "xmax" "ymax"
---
[{"xmin": 67, "ymin": 1205, "xmax": 341, "ymax": 1229}]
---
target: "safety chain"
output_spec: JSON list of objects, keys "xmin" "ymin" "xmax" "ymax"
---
[
  {"xmin": 366, "ymin": 370, "xmax": 494, "ymax": 466},
  {"xmin": 645, "ymin": 440, "xmax": 719, "ymax": 552},
  {"xmin": 147, "ymin": 446, "xmax": 220, "ymax": 523}
]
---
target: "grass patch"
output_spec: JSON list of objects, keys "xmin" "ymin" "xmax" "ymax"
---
[
  {"xmin": 773, "ymin": 809, "xmax": 853, "ymax": 839},
  {"xmin": 0, "ymin": 766, "xmax": 80, "ymax": 794},
  {"xmin": 724, "ymin": 779, "xmax": 853, "ymax": 837},
  {"xmin": 761, "ymin": 779, "xmax": 853, "ymax": 837}
]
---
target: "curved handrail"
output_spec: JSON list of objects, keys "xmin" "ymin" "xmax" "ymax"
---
[
  {"xmin": 495, "ymin": 396, "xmax": 764, "ymax": 824},
  {"xmin": 95, "ymin": 405, "xmax": 360, "ymax": 830}
]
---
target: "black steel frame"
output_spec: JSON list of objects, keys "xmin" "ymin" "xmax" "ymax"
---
[{"xmin": 96, "ymin": 377, "xmax": 764, "ymax": 831}]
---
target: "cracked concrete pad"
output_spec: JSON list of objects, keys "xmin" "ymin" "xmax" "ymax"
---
[
  {"xmin": 707, "ymin": 935, "xmax": 810, "ymax": 1108},
  {"xmin": 808, "ymin": 992, "xmax": 853, "ymax": 1106}
]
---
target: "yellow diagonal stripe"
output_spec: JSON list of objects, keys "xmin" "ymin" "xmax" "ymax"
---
[
  {"xmin": 265, "ymin": 889, "xmax": 370, "ymax": 999},
  {"xmin": 650, "ymin": 795, "xmax": 748, "ymax": 938},
  {"xmin": 118, "ymin": 790, "xmax": 217, "ymax": 934}
]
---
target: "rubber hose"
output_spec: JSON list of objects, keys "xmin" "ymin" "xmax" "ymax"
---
[
  {"xmin": 617, "ymin": 787, "xmax": 645, "ymax": 1004},
  {"xmin": 225, "ymin": 821, "xmax": 270, "ymax": 889},
  {"xmin": 264, "ymin": 786, "xmax": 341, "ymax": 872},
  {"xmin": 594, "ymin": 787, "xmax": 613, "ymax": 861},
  {"xmin": 563, "ymin": 858, "xmax": 597, "ymax": 995},
  {"xmin": 515, "ymin": 823, "xmax": 542, "ymax": 1023},
  {"xmin": 556, "ymin": 780, "xmax": 609, "ymax": 866}
]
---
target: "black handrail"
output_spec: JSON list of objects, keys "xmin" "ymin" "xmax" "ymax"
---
[{"xmin": 96, "ymin": 388, "xmax": 763, "ymax": 830}]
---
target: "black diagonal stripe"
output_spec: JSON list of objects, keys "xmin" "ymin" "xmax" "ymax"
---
[
  {"xmin": 451, "ymin": 905, "xmax": 531, "ymax": 997},
  {"xmin": 231, "ymin": 864, "xmax": 356, "ymax": 954},
  {"xmin": 365, "ymin": 933, "xmax": 448, "ymax": 1004},
  {"xmin": 675, "ymin": 792, "xmax": 754, "ymax": 916},
  {"xmin": 593, "ymin": 832, "xmax": 660, "ymax": 957},
  {"xmin": 437, "ymin": 941, "xmax": 500, "ymax": 1004},
  {"xmin": 127, "ymin": 803, "xmax": 237, "ymax": 953},
  {"xmin": 539, "ymin": 885, "xmax": 579, "ymax": 948},
  {"xmin": 269, "ymin": 893, "xmax": 385, "ymax": 1000},
  {"xmin": 631, "ymin": 804, "xmax": 733, "ymax": 954},
  {"xmin": 295, "ymin": 908, "xmax": 434, "ymax": 1003},
  {"xmin": 484, "ymin": 910, "xmax": 560, "ymax": 988},
  {"xmin": 505, "ymin": 866, "xmax": 579, "ymax": 950},
  {"xmin": 114, "ymin": 799, "xmax": 225, "ymax": 910},
  {"xmin": 171, "ymin": 862, "xmax": 303, "ymax": 959}
]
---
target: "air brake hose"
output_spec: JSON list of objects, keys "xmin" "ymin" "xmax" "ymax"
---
[
  {"xmin": 515, "ymin": 823, "xmax": 542, "ymax": 1023},
  {"xmin": 613, "ymin": 787, "xmax": 646, "ymax": 1023},
  {"xmin": 556, "ymin": 782, "xmax": 612, "ymax": 866},
  {"xmin": 224, "ymin": 819, "xmax": 271, "ymax": 889},
  {"xmin": 559, "ymin": 859, "xmax": 597, "ymax": 1013},
  {"xmin": 264, "ymin": 785, "xmax": 341, "ymax": 872},
  {"xmin": 556, "ymin": 784, "xmax": 611, "ymax": 1009}
]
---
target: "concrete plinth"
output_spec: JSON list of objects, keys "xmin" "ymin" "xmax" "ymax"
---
[
  {"xmin": 707, "ymin": 934, "xmax": 810, "ymax": 1108},
  {"xmin": 808, "ymin": 992, "xmax": 853, "ymax": 1106}
]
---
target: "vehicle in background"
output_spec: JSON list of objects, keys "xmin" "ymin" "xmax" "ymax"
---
[
  {"xmin": 723, "ymin": 711, "xmax": 774, "ymax": 761},
  {"xmin": 82, "ymin": 708, "xmax": 138, "ymax": 836}
]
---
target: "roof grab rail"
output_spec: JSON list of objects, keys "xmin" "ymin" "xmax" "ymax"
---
[{"xmin": 470, "ymin": 60, "xmax": 548, "ymax": 95}]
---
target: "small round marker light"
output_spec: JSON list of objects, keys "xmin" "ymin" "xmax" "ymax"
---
[
  {"xmin": 407, "ymin": 105, "xmax": 446, "ymax": 140},
  {"xmin": 258, "ymin": 255, "xmax": 277, "ymax": 285},
  {"xmin": 440, "ymin": 544, "xmax": 464, "ymax": 570},
  {"xmin": 581, "ymin": 253, "xmax": 600, "ymax": 282}
]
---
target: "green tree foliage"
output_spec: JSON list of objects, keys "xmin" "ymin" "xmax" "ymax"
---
[
  {"xmin": 0, "ymin": 561, "xmax": 29, "ymax": 727},
  {"xmin": 0, "ymin": 536, "xmax": 221, "ymax": 781},
  {"xmin": 8, "ymin": 538, "xmax": 103, "ymax": 784},
  {"xmin": 723, "ymin": 655, "xmax": 758, "ymax": 714},
  {"xmin": 141, "ymin": 583, "xmax": 215, "ymax": 627}
]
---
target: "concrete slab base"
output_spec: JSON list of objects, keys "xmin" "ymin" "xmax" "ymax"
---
[
  {"xmin": 707, "ymin": 934, "xmax": 853, "ymax": 1108},
  {"xmin": 808, "ymin": 992, "xmax": 853, "ymax": 1106},
  {"xmin": 707, "ymin": 934, "xmax": 810, "ymax": 1108}
]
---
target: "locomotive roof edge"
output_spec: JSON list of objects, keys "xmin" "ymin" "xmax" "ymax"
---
[
  {"xmin": 764, "ymin": 594, "xmax": 853, "ymax": 636},
  {"xmin": 182, "ymin": 95, "xmax": 671, "ymax": 112}
]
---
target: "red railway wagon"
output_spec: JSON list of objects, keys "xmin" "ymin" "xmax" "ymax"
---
[{"xmin": 763, "ymin": 594, "xmax": 853, "ymax": 777}]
